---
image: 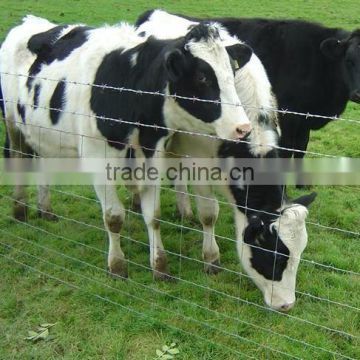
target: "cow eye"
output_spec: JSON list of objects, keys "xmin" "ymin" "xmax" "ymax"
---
[{"xmin": 196, "ymin": 72, "xmax": 211, "ymax": 86}]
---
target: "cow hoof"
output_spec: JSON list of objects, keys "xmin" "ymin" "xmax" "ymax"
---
[
  {"xmin": 13, "ymin": 204, "xmax": 28, "ymax": 222},
  {"xmin": 153, "ymin": 271, "xmax": 176, "ymax": 282},
  {"xmin": 38, "ymin": 210, "xmax": 58, "ymax": 221},
  {"xmin": 204, "ymin": 260, "xmax": 222, "ymax": 275},
  {"xmin": 108, "ymin": 259, "xmax": 128, "ymax": 279}
]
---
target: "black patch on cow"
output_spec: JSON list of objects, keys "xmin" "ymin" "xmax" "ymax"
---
[
  {"xmin": 91, "ymin": 43, "xmax": 168, "ymax": 155},
  {"xmin": 50, "ymin": 79, "xmax": 65, "ymax": 125},
  {"xmin": 169, "ymin": 57, "xmax": 221, "ymax": 123},
  {"xmin": 27, "ymin": 25, "xmax": 91, "ymax": 89},
  {"xmin": 138, "ymin": 31, "xmax": 146, "ymax": 37},
  {"xmin": 231, "ymin": 183, "xmax": 290, "ymax": 281},
  {"xmin": 135, "ymin": 9, "xmax": 156, "ymax": 28},
  {"xmin": 28, "ymin": 25, "xmax": 68, "ymax": 55},
  {"xmin": 244, "ymin": 219, "xmax": 290, "ymax": 281},
  {"xmin": 185, "ymin": 22, "xmax": 220, "ymax": 42},
  {"xmin": 17, "ymin": 102, "xmax": 26, "ymax": 124},
  {"xmin": 91, "ymin": 27, "xmax": 226, "ymax": 156},
  {"xmin": 0, "ymin": 72, "xmax": 4, "ymax": 119},
  {"xmin": 33, "ymin": 84, "xmax": 41, "ymax": 108}
]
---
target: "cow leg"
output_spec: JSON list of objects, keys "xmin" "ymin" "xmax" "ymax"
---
[
  {"xmin": 193, "ymin": 185, "xmax": 220, "ymax": 274},
  {"xmin": 6, "ymin": 126, "xmax": 33, "ymax": 221},
  {"xmin": 175, "ymin": 182, "xmax": 193, "ymax": 219},
  {"xmin": 139, "ymin": 184, "xmax": 172, "ymax": 280},
  {"xmin": 94, "ymin": 184, "xmax": 127, "ymax": 279},
  {"xmin": 132, "ymin": 191, "xmax": 142, "ymax": 213},
  {"xmin": 278, "ymin": 114, "xmax": 300, "ymax": 158},
  {"xmin": 37, "ymin": 185, "xmax": 57, "ymax": 220},
  {"xmin": 294, "ymin": 127, "xmax": 310, "ymax": 160}
]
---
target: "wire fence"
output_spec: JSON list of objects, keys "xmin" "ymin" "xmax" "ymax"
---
[{"xmin": 0, "ymin": 70, "xmax": 359, "ymax": 359}]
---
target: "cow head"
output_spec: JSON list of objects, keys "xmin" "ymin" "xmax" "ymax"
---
[
  {"xmin": 235, "ymin": 192, "xmax": 317, "ymax": 311},
  {"xmin": 164, "ymin": 22, "xmax": 253, "ymax": 140},
  {"xmin": 320, "ymin": 30, "xmax": 360, "ymax": 103}
]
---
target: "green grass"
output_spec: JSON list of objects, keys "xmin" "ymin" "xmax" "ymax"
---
[{"xmin": 0, "ymin": 1, "xmax": 359, "ymax": 359}]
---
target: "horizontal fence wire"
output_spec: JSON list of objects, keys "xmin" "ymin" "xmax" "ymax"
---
[
  {"xmin": 2, "ymin": 70, "xmax": 360, "ymax": 125},
  {"xmin": 0, "ymin": 197, "xmax": 358, "ymax": 341},
  {"xmin": 2, "ymin": 192, "xmax": 359, "ymax": 279},
  {"xmin": 0, "ymin": 238, "xmax": 298, "ymax": 359},
  {"xmin": 1, "ymin": 148, "xmax": 358, "ymax": 241},
  {"xmin": 160, "ymin": 186, "xmax": 360, "ymax": 239},
  {"xmin": 0, "ymin": 251, "xmax": 259, "ymax": 360},
  {"xmin": 2, "ymin": 198, "xmax": 358, "ymax": 314},
  {"xmin": 0, "ymin": 224, "xmax": 335, "ymax": 355},
  {"xmin": 0, "ymin": 70, "xmax": 359, "ymax": 359},
  {"xmin": 0, "ymin": 96, "xmax": 339, "ymax": 158},
  {"xmin": 0, "ymin": 229, "xmax": 356, "ymax": 360}
]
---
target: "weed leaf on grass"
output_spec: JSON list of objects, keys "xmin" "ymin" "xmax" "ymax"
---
[{"xmin": 25, "ymin": 323, "xmax": 56, "ymax": 343}]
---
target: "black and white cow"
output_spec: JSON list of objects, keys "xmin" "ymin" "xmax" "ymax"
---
[
  {"xmin": 0, "ymin": 15, "xmax": 252, "ymax": 279},
  {"xmin": 136, "ymin": 11, "xmax": 317, "ymax": 311},
  {"xmin": 137, "ymin": 10, "xmax": 360, "ymax": 158}
]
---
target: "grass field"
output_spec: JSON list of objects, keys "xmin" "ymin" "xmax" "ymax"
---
[{"xmin": 0, "ymin": 1, "xmax": 359, "ymax": 359}]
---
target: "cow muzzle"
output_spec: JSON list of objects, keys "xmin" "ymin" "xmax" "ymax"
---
[
  {"xmin": 264, "ymin": 292, "xmax": 296, "ymax": 312},
  {"xmin": 235, "ymin": 123, "xmax": 252, "ymax": 140}
]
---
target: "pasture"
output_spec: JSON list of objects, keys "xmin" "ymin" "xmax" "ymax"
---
[{"xmin": 0, "ymin": 0, "xmax": 359, "ymax": 359}]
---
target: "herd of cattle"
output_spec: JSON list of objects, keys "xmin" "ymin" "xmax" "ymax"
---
[{"xmin": 0, "ymin": 9, "xmax": 358, "ymax": 311}]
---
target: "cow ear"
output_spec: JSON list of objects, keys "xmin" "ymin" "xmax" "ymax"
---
[
  {"xmin": 165, "ymin": 49, "xmax": 186, "ymax": 82},
  {"xmin": 226, "ymin": 43, "xmax": 253, "ymax": 69},
  {"xmin": 244, "ymin": 215, "xmax": 264, "ymax": 244},
  {"xmin": 292, "ymin": 192, "xmax": 317, "ymax": 208},
  {"xmin": 320, "ymin": 38, "xmax": 345, "ymax": 60}
]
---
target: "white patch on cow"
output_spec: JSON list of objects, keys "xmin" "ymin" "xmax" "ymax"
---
[
  {"xmin": 235, "ymin": 53, "xmax": 280, "ymax": 155},
  {"xmin": 233, "ymin": 204, "xmax": 309, "ymax": 311},
  {"xmin": 163, "ymin": 86, "xmax": 215, "ymax": 136},
  {"xmin": 137, "ymin": 10, "xmax": 198, "ymax": 40},
  {"xmin": 248, "ymin": 126, "xmax": 278, "ymax": 156},
  {"xmin": 185, "ymin": 32, "xmax": 251, "ymax": 140},
  {"xmin": 130, "ymin": 52, "xmax": 138, "ymax": 67}
]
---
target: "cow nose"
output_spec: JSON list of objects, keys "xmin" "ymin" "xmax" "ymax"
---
[
  {"xmin": 279, "ymin": 301, "xmax": 295, "ymax": 312},
  {"xmin": 235, "ymin": 123, "xmax": 252, "ymax": 139}
]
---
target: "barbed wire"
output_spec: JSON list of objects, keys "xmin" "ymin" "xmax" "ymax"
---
[
  {"xmin": 0, "ymin": 96, "xmax": 339, "ymax": 158},
  {"xmin": 2, "ymin": 70, "xmax": 360, "ymax": 125}
]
